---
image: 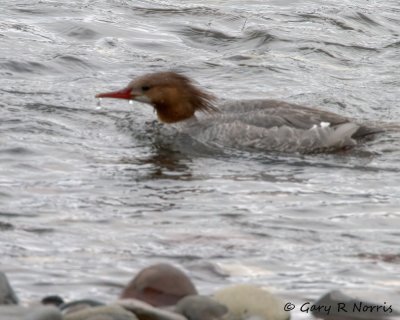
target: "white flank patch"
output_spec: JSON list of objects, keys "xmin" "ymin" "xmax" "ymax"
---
[
  {"xmin": 320, "ymin": 121, "xmax": 330, "ymax": 128},
  {"xmin": 312, "ymin": 121, "xmax": 331, "ymax": 130}
]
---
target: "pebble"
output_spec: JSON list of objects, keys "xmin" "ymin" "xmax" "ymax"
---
[
  {"xmin": 64, "ymin": 304, "xmax": 138, "ymax": 320},
  {"xmin": 42, "ymin": 295, "xmax": 65, "ymax": 307},
  {"xmin": 312, "ymin": 289, "xmax": 400, "ymax": 320},
  {"xmin": 0, "ymin": 305, "xmax": 62, "ymax": 320},
  {"xmin": 116, "ymin": 298, "xmax": 187, "ymax": 320},
  {"xmin": 175, "ymin": 295, "xmax": 228, "ymax": 320},
  {"xmin": 213, "ymin": 284, "xmax": 289, "ymax": 320},
  {"xmin": 120, "ymin": 263, "xmax": 197, "ymax": 307},
  {"xmin": 0, "ymin": 272, "xmax": 18, "ymax": 305},
  {"xmin": 60, "ymin": 299, "xmax": 105, "ymax": 314}
]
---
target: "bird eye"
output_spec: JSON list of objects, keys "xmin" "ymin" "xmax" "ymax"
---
[{"xmin": 141, "ymin": 85, "xmax": 150, "ymax": 92}]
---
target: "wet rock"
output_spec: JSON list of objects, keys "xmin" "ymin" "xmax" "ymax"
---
[
  {"xmin": 213, "ymin": 284, "xmax": 289, "ymax": 320},
  {"xmin": 60, "ymin": 299, "xmax": 105, "ymax": 314},
  {"xmin": 0, "ymin": 305, "xmax": 62, "ymax": 320},
  {"xmin": 311, "ymin": 289, "xmax": 400, "ymax": 320},
  {"xmin": 41, "ymin": 295, "xmax": 65, "ymax": 307},
  {"xmin": 0, "ymin": 272, "xmax": 18, "ymax": 305},
  {"xmin": 175, "ymin": 295, "xmax": 228, "ymax": 320},
  {"xmin": 121, "ymin": 263, "xmax": 197, "ymax": 307},
  {"xmin": 64, "ymin": 304, "xmax": 138, "ymax": 320},
  {"xmin": 116, "ymin": 298, "xmax": 186, "ymax": 320}
]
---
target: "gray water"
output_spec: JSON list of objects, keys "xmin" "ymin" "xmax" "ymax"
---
[{"xmin": 1, "ymin": 0, "xmax": 400, "ymax": 318}]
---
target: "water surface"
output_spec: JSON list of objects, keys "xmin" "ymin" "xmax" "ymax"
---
[{"xmin": 1, "ymin": 0, "xmax": 399, "ymax": 318}]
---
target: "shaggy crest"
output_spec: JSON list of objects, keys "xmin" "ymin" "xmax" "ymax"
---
[{"xmin": 130, "ymin": 71, "xmax": 219, "ymax": 115}]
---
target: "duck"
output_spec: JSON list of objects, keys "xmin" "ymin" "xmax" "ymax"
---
[{"xmin": 96, "ymin": 71, "xmax": 383, "ymax": 153}]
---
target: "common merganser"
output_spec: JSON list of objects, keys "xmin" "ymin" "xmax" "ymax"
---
[{"xmin": 96, "ymin": 71, "xmax": 382, "ymax": 153}]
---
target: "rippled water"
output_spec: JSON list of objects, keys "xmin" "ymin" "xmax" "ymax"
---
[{"xmin": 1, "ymin": 0, "xmax": 400, "ymax": 318}]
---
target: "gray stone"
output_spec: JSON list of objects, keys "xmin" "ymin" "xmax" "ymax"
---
[
  {"xmin": 64, "ymin": 305, "xmax": 138, "ymax": 320},
  {"xmin": 175, "ymin": 295, "xmax": 228, "ymax": 320},
  {"xmin": 213, "ymin": 284, "xmax": 289, "ymax": 320},
  {"xmin": 41, "ymin": 295, "xmax": 64, "ymax": 307},
  {"xmin": 311, "ymin": 289, "xmax": 400, "ymax": 320},
  {"xmin": 0, "ymin": 272, "xmax": 18, "ymax": 305},
  {"xmin": 116, "ymin": 298, "xmax": 187, "ymax": 320},
  {"xmin": 0, "ymin": 305, "xmax": 62, "ymax": 320},
  {"xmin": 60, "ymin": 299, "xmax": 104, "ymax": 314}
]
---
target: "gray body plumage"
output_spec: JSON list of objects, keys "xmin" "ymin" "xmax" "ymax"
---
[{"xmin": 176, "ymin": 99, "xmax": 381, "ymax": 153}]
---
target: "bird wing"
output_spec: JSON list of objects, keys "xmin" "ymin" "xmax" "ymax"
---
[{"xmin": 217, "ymin": 99, "xmax": 350, "ymax": 130}]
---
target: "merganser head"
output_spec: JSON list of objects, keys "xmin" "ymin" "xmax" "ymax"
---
[{"xmin": 96, "ymin": 71, "xmax": 218, "ymax": 123}]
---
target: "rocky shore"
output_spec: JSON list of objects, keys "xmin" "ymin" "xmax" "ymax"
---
[{"xmin": 1, "ymin": 264, "xmax": 399, "ymax": 320}]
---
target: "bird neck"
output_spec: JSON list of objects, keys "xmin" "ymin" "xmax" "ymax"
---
[{"xmin": 154, "ymin": 100, "xmax": 196, "ymax": 123}]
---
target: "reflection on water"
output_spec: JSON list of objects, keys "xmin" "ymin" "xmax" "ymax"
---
[
  {"xmin": 0, "ymin": 0, "xmax": 399, "ymax": 316},
  {"xmin": 120, "ymin": 148, "xmax": 193, "ymax": 181}
]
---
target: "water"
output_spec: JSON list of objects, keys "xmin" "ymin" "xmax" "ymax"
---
[{"xmin": 1, "ymin": 0, "xmax": 400, "ymax": 318}]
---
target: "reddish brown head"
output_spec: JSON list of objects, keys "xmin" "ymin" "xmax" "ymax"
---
[{"xmin": 96, "ymin": 71, "xmax": 218, "ymax": 123}]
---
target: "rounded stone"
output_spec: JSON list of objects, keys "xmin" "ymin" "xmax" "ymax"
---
[
  {"xmin": 41, "ymin": 295, "xmax": 64, "ymax": 307},
  {"xmin": 312, "ymin": 289, "xmax": 400, "ymax": 320},
  {"xmin": 175, "ymin": 295, "xmax": 228, "ymax": 320},
  {"xmin": 116, "ymin": 298, "xmax": 187, "ymax": 320},
  {"xmin": 0, "ymin": 272, "xmax": 18, "ymax": 305},
  {"xmin": 213, "ymin": 284, "xmax": 289, "ymax": 320},
  {"xmin": 60, "ymin": 299, "xmax": 105, "ymax": 314},
  {"xmin": 0, "ymin": 305, "xmax": 62, "ymax": 320},
  {"xmin": 63, "ymin": 305, "xmax": 138, "ymax": 320},
  {"xmin": 120, "ymin": 263, "xmax": 197, "ymax": 307}
]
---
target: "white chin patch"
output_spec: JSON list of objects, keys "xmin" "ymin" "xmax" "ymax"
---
[{"xmin": 134, "ymin": 95, "xmax": 151, "ymax": 104}]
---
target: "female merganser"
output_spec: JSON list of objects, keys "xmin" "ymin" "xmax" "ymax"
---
[{"xmin": 96, "ymin": 71, "xmax": 381, "ymax": 153}]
